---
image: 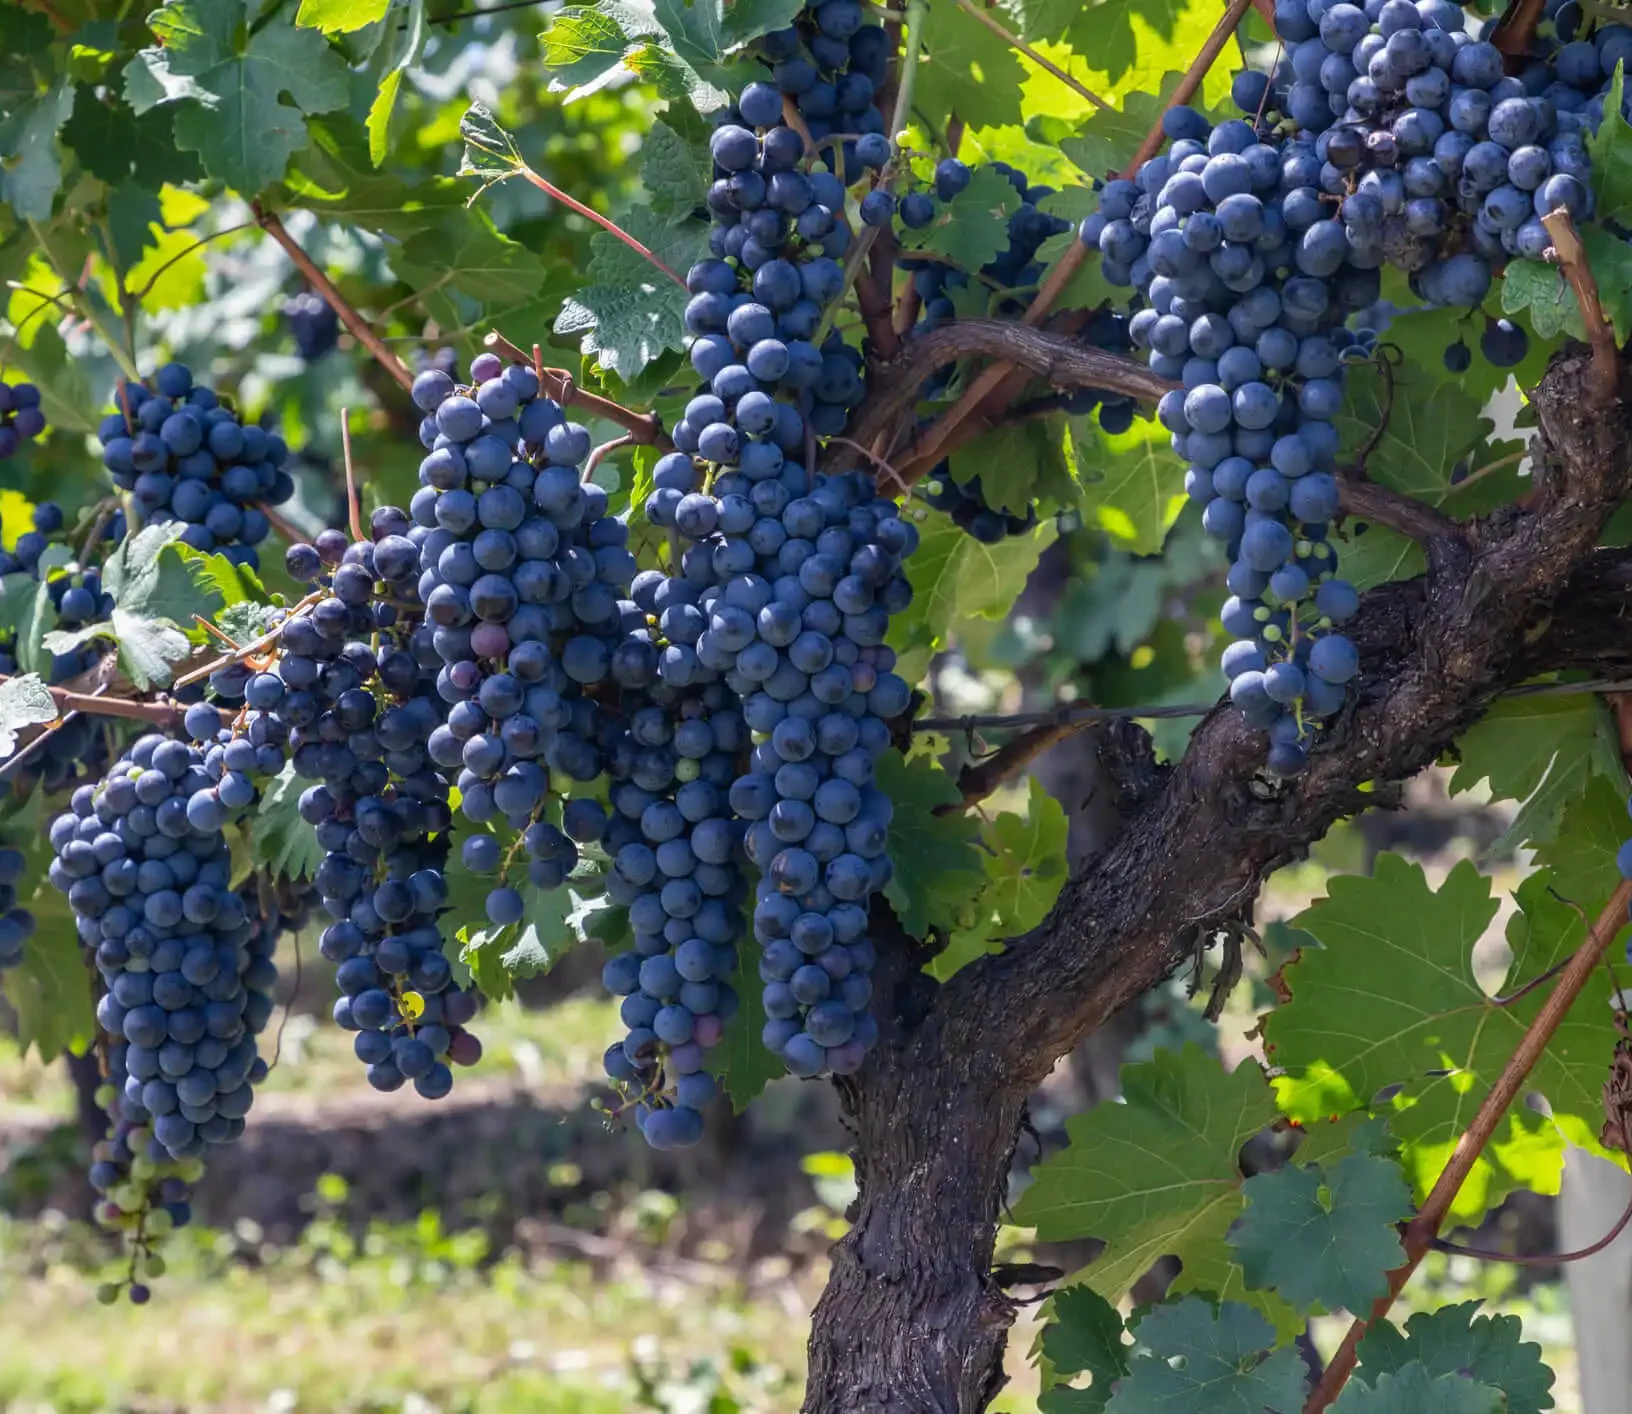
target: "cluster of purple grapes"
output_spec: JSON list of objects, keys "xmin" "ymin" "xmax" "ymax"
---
[
  {"xmin": 85, "ymin": 880, "xmax": 303, "ymax": 1304},
  {"xmin": 407, "ymin": 355, "xmax": 752, "ymax": 1141},
  {"xmin": 48, "ymin": 732, "xmax": 281, "ymax": 1166},
  {"xmin": 595, "ymin": 680, "xmax": 749, "ymax": 1150},
  {"xmin": 1092, "ymin": 100, "xmax": 1365, "ymax": 776},
  {"xmin": 96, "ymin": 362, "xmax": 294, "ymax": 570},
  {"xmin": 260, "ymin": 520, "xmax": 484, "ymax": 1100},
  {"xmin": 283, "ymin": 290, "xmax": 339, "ymax": 362},
  {"xmin": 406, "ymin": 354, "xmax": 641, "ymax": 919},
  {"xmin": 0, "ymin": 380, "xmax": 45, "ymax": 460},
  {"xmin": 1239, "ymin": 0, "xmax": 1611, "ymax": 373}
]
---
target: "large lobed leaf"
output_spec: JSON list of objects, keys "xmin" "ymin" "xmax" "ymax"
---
[
  {"xmin": 1013, "ymin": 1045, "xmax": 1299, "ymax": 1335},
  {"xmin": 132, "ymin": 0, "xmax": 350, "ymax": 194},
  {"xmin": 1106, "ymin": 1298, "xmax": 1307, "ymax": 1414},
  {"xmin": 1264, "ymin": 855, "xmax": 1629, "ymax": 1224}
]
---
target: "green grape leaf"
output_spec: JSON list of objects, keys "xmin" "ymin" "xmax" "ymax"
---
[
  {"xmin": 1230, "ymin": 1153, "xmax": 1410, "ymax": 1314},
  {"xmin": 900, "ymin": 165, "xmax": 1026, "ymax": 273},
  {"xmin": 140, "ymin": 0, "xmax": 350, "ymax": 194},
  {"xmin": 109, "ymin": 609, "xmax": 191, "ymax": 690},
  {"xmin": 1039, "ymin": 1286, "xmax": 1130, "ymax": 1411},
  {"xmin": 0, "ymin": 673, "xmax": 57, "ymax": 760},
  {"xmin": 888, "ymin": 509, "xmax": 1057, "ymax": 682},
  {"xmin": 0, "ymin": 83, "xmax": 75, "ymax": 221},
  {"xmin": 1501, "ymin": 258, "xmax": 1587, "ymax": 341},
  {"xmin": 980, "ymin": 775, "xmax": 1070, "ymax": 936},
  {"xmin": 0, "ymin": 325, "xmax": 97, "ymax": 436},
  {"xmin": 1532, "ymin": 769, "xmax": 1631, "ymax": 924},
  {"xmin": 1449, "ymin": 692, "xmax": 1625, "ymax": 852},
  {"xmin": 295, "ymin": 0, "xmax": 391, "ymax": 32},
  {"xmin": 916, "ymin": 1, "xmax": 1028, "ymax": 133},
  {"xmin": 641, "ymin": 117, "xmax": 709, "ymax": 220},
  {"xmin": 931, "ymin": 775, "xmax": 1071, "ymax": 980},
  {"xmin": 1589, "ymin": 63, "xmax": 1632, "ymax": 225},
  {"xmin": 876, "ymin": 747, "xmax": 987, "ymax": 941},
  {"xmin": 105, "ymin": 182, "xmax": 165, "ymax": 274},
  {"xmin": 59, "ymin": 89, "xmax": 202, "ymax": 187},
  {"xmin": 653, "ymin": 0, "xmax": 803, "ymax": 64},
  {"xmin": 2, "ymin": 872, "xmax": 91, "ymax": 1062},
  {"xmin": 105, "ymin": 523, "xmax": 229, "ymax": 627},
  {"xmin": 1333, "ymin": 362, "xmax": 1524, "ymax": 590},
  {"xmin": 709, "ymin": 928, "xmax": 781, "ymax": 1110},
  {"xmin": 460, "ymin": 880, "xmax": 579, "ymax": 998},
  {"xmin": 0, "ymin": 789, "xmax": 91, "ymax": 1062},
  {"xmin": 1051, "ymin": 83, "xmax": 1177, "ymax": 180},
  {"xmin": 1331, "ymin": 1363, "xmax": 1504, "ymax": 1414},
  {"xmin": 1106, "ymin": 1298, "xmax": 1308, "ymax": 1414},
  {"xmin": 1584, "ymin": 226, "xmax": 1632, "ymax": 345},
  {"xmin": 949, "ymin": 416, "xmax": 1077, "ymax": 516},
  {"xmin": 540, "ymin": 6, "xmax": 645, "ymax": 98},
  {"xmin": 249, "ymin": 762, "xmax": 325, "ymax": 884},
  {"xmin": 1014, "ymin": 1046, "xmax": 1299, "ymax": 1335},
  {"xmin": 214, "ymin": 599, "xmax": 284, "ymax": 646},
  {"xmin": 554, "ymin": 206, "xmax": 707, "ymax": 380},
  {"xmin": 1355, "ymin": 1301, "xmax": 1555, "ymax": 1413},
  {"xmin": 366, "ymin": 0, "xmax": 424, "ymax": 165},
  {"xmin": 1069, "ymin": 414, "xmax": 1187, "ymax": 554},
  {"xmin": 1265, "ymin": 856, "xmax": 1627, "ymax": 1225},
  {"xmin": 1373, "ymin": 306, "xmax": 1553, "ymax": 405}
]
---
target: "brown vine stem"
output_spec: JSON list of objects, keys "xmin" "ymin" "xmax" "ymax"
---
[
  {"xmin": 583, "ymin": 433, "xmax": 632, "ymax": 485},
  {"xmin": 255, "ymin": 499, "xmax": 313, "ymax": 548},
  {"xmin": 888, "ymin": 0, "xmax": 1255, "ymax": 484},
  {"xmin": 339, "ymin": 406, "xmax": 365, "ymax": 543},
  {"xmin": 0, "ymin": 676, "xmax": 202, "ymax": 728},
  {"xmin": 953, "ymin": 0, "xmax": 1109, "ymax": 110},
  {"xmin": 940, "ymin": 719, "xmax": 1094, "ymax": 812},
  {"xmin": 172, "ymin": 589, "xmax": 326, "ymax": 690},
  {"xmin": 505, "ymin": 174, "xmax": 686, "ymax": 288},
  {"xmin": 1541, "ymin": 206, "xmax": 1620, "ymax": 404},
  {"xmin": 838, "ymin": 317, "xmax": 1176, "ymax": 483},
  {"xmin": 1303, "ymin": 876, "xmax": 1632, "ymax": 1413},
  {"xmin": 253, "ymin": 204, "xmax": 415, "ymax": 395},
  {"xmin": 482, "ymin": 331, "xmax": 671, "ymax": 447},
  {"xmin": 1337, "ymin": 477, "xmax": 1459, "ymax": 542}
]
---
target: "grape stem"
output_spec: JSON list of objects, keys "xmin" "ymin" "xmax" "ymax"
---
[
  {"xmin": 255, "ymin": 499, "xmax": 317, "ymax": 549},
  {"xmin": 831, "ymin": 317, "xmax": 1176, "ymax": 484},
  {"xmin": 882, "ymin": 0, "xmax": 1255, "ymax": 480},
  {"xmin": 252, "ymin": 205, "xmax": 415, "ymax": 395},
  {"xmin": 0, "ymin": 676, "xmax": 210, "ymax": 732},
  {"xmin": 1302, "ymin": 877, "xmax": 1632, "ymax": 1412},
  {"xmin": 339, "ymin": 407, "xmax": 366, "ymax": 543},
  {"xmin": 503, "ymin": 168, "xmax": 685, "ymax": 289},
  {"xmin": 953, "ymin": 0, "xmax": 1109, "ymax": 110},
  {"xmin": 172, "ymin": 589, "xmax": 328, "ymax": 689},
  {"xmin": 1541, "ymin": 206, "xmax": 1620, "ymax": 403},
  {"xmin": 1337, "ymin": 476, "xmax": 1459, "ymax": 543},
  {"xmin": 482, "ymin": 331, "xmax": 671, "ymax": 447},
  {"xmin": 937, "ymin": 719, "xmax": 1095, "ymax": 812}
]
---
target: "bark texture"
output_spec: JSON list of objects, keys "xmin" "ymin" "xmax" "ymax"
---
[{"xmin": 800, "ymin": 352, "xmax": 1632, "ymax": 1413}]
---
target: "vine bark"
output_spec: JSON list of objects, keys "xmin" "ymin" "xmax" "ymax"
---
[{"xmin": 800, "ymin": 350, "xmax": 1632, "ymax": 1413}]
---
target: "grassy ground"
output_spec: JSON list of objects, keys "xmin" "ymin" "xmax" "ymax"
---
[{"xmin": 0, "ymin": 1208, "xmax": 813, "ymax": 1414}]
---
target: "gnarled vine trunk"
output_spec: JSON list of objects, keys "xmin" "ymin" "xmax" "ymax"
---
[{"xmin": 802, "ymin": 351, "xmax": 1632, "ymax": 1413}]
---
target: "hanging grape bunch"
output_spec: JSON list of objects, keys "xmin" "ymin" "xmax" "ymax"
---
[{"xmin": 95, "ymin": 363, "xmax": 295, "ymax": 570}]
